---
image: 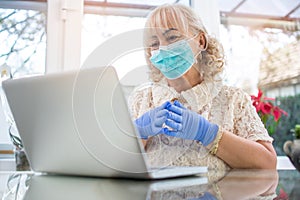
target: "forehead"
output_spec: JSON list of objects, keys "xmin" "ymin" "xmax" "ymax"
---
[
  {"xmin": 146, "ymin": 7, "xmax": 189, "ymax": 30},
  {"xmin": 144, "ymin": 8, "xmax": 195, "ymax": 40}
]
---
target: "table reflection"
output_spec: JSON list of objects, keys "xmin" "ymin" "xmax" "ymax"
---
[
  {"xmin": 1, "ymin": 169, "xmax": 299, "ymax": 200},
  {"xmin": 215, "ymin": 170, "xmax": 278, "ymax": 200},
  {"xmin": 4, "ymin": 174, "xmax": 212, "ymax": 200}
]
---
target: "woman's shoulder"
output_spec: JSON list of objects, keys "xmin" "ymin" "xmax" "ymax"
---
[{"xmin": 219, "ymin": 84, "xmax": 250, "ymax": 98}]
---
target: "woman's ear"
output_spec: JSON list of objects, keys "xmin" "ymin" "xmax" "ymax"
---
[{"xmin": 198, "ymin": 32, "xmax": 207, "ymax": 50}]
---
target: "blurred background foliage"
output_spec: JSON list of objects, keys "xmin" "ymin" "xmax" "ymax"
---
[{"xmin": 272, "ymin": 94, "xmax": 300, "ymax": 155}]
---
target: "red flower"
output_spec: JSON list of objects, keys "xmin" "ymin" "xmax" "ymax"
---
[
  {"xmin": 274, "ymin": 188, "xmax": 289, "ymax": 200},
  {"xmin": 273, "ymin": 106, "xmax": 288, "ymax": 122},
  {"xmin": 251, "ymin": 89, "xmax": 262, "ymax": 102},
  {"xmin": 251, "ymin": 89, "xmax": 288, "ymax": 135},
  {"xmin": 261, "ymin": 102, "xmax": 273, "ymax": 114}
]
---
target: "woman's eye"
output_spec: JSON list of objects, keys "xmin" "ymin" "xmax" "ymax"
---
[
  {"xmin": 150, "ymin": 41, "xmax": 159, "ymax": 49},
  {"xmin": 167, "ymin": 35, "xmax": 180, "ymax": 43}
]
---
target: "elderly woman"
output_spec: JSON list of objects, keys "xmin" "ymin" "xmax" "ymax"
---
[{"xmin": 129, "ymin": 4, "xmax": 277, "ymax": 170}]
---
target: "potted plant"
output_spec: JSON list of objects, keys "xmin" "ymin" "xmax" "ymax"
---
[
  {"xmin": 294, "ymin": 124, "xmax": 300, "ymax": 140},
  {"xmin": 0, "ymin": 64, "xmax": 30, "ymax": 171},
  {"xmin": 284, "ymin": 124, "xmax": 300, "ymax": 171}
]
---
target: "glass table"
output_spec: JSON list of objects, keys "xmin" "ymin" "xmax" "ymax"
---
[{"xmin": 0, "ymin": 168, "xmax": 299, "ymax": 200}]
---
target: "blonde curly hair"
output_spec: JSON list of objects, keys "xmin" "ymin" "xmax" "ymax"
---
[{"xmin": 143, "ymin": 4, "xmax": 225, "ymax": 82}]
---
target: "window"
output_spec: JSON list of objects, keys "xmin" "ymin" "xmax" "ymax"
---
[
  {"xmin": 0, "ymin": 8, "xmax": 46, "ymax": 77},
  {"xmin": 0, "ymin": 4, "xmax": 46, "ymax": 145}
]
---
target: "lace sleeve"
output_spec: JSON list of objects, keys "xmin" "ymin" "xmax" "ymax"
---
[{"xmin": 233, "ymin": 89, "xmax": 273, "ymax": 142}]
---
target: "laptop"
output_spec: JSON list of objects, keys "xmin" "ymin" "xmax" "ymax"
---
[
  {"xmin": 22, "ymin": 174, "xmax": 209, "ymax": 200},
  {"xmin": 2, "ymin": 66, "xmax": 207, "ymax": 179}
]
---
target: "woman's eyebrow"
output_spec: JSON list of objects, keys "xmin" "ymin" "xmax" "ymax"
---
[
  {"xmin": 163, "ymin": 28, "xmax": 178, "ymax": 36},
  {"xmin": 150, "ymin": 35, "xmax": 158, "ymax": 39}
]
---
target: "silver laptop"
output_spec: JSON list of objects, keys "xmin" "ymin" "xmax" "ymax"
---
[{"xmin": 2, "ymin": 66, "xmax": 207, "ymax": 179}]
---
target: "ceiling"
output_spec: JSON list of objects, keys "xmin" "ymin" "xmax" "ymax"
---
[
  {"xmin": 1, "ymin": 0, "xmax": 300, "ymax": 30},
  {"xmin": 84, "ymin": 0, "xmax": 300, "ymax": 30},
  {"xmin": 218, "ymin": 0, "xmax": 300, "ymax": 31},
  {"xmin": 84, "ymin": 0, "xmax": 300, "ymax": 19},
  {"xmin": 219, "ymin": 0, "xmax": 300, "ymax": 21}
]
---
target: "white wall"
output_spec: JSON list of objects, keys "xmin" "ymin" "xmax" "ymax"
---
[
  {"xmin": 191, "ymin": 0, "xmax": 220, "ymax": 39},
  {"xmin": 46, "ymin": 0, "xmax": 83, "ymax": 73},
  {"xmin": 266, "ymin": 83, "xmax": 300, "ymax": 98}
]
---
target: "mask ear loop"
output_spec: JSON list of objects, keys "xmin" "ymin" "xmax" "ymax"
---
[
  {"xmin": 193, "ymin": 33, "xmax": 208, "ymax": 81},
  {"xmin": 193, "ymin": 33, "xmax": 208, "ymax": 64}
]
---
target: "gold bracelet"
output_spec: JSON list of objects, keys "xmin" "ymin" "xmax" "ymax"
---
[
  {"xmin": 209, "ymin": 129, "xmax": 223, "ymax": 155},
  {"xmin": 170, "ymin": 97, "xmax": 178, "ymax": 103}
]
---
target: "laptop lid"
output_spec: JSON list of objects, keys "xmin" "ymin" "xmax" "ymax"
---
[{"xmin": 3, "ymin": 66, "xmax": 206, "ymax": 178}]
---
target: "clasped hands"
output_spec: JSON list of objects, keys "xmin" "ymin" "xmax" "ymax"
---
[{"xmin": 134, "ymin": 100, "xmax": 219, "ymax": 146}]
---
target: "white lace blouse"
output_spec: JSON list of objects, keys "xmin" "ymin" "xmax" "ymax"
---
[{"xmin": 128, "ymin": 79, "xmax": 273, "ymax": 170}]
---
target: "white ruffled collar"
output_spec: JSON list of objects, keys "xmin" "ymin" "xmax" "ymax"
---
[{"xmin": 152, "ymin": 77, "xmax": 223, "ymax": 113}]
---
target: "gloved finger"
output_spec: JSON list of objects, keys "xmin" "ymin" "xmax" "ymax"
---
[
  {"xmin": 161, "ymin": 127, "xmax": 170, "ymax": 134},
  {"xmin": 158, "ymin": 101, "xmax": 172, "ymax": 110},
  {"xmin": 173, "ymin": 100, "xmax": 186, "ymax": 109},
  {"xmin": 155, "ymin": 109, "xmax": 169, "ymax": 118},
  {"xmin": 154, "ymin": 113, "xmax": 168, "ymax": 127},
  {"xmin": 166, "ymin": 103, "xmax": 184, "ymax": 115},
  {"xmin": 165, "ymin": 119, "xmax": 182, "ymax": 131},
  {"xmin": 167, "ymin": 110, "xmax": 182, "ymax": 123},
  {"xmin": 162, "ymin": 128, "xmax": 178, "ymax": 136}
]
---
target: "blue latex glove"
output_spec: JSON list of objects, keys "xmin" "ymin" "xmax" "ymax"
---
[
  {"xmin": 134, "ymin": 101, "xmax": 171, "ymax": 139},
  {"xmin": 165, "ymin": 100, "xmax": 219, "ymax": 146},
  {"xmin": 188, "ymin": 192, "xmax": 217, "ymax": 200}
]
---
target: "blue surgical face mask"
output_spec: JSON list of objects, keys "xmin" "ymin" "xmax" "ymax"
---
[{"xmin": 149, "ymin": 38, "xmax": 197, "ymax": 80}]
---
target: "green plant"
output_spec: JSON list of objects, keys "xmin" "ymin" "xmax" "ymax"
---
[
  {"xmin": 294, "ymin": 124, "xmax": 300, "ymax": 139},
  {"xmin": 272, "ymin": 94, "xmax": 300, "ymax": 155}
]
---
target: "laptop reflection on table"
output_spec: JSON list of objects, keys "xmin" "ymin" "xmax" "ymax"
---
[{"xmin": 23, "ymin": 174, "xmax": 209, "ymax": 200}]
